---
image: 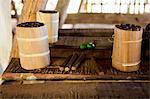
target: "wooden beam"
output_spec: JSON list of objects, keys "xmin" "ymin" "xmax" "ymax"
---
[
  {"xmin": 11, "ymin": 0, "xmax": 48, "ymax": 58},
  {"xmin": 19, "ymin": 0, "xmax": 48, "ymax": 22},
  {"xmin": 56, "ymin": 0, "xmax": 70, "ymax": 28},
  {"xmin": 78, "ymin": 0, "xmax": 83, "ymax": 13},
  {"xmin": 66, "ymin": 13, "xmax": 150, "ymax": 26}
]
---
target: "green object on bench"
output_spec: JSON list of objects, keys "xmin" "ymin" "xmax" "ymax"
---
[
  {"xmin": 80, "ymin": 44, "xmax": 87, "ymax": 49},
  {"xmin": 80, "ymin": 42, "xmax": 95, "ymax": 50}
]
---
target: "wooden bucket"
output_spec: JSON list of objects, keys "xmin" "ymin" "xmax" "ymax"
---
[
  {"xmin": 112, "ymin": 26, "xmax": 143, "ymax": 72},
  {"xmin": 16, "ymin": 22, "xmax": 50, "ymax": 70},
  {"xmin": 37, "ymin": 10, "xmax": 59, "ymax": 43}
]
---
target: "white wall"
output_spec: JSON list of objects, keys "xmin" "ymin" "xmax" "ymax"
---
[{"xmin": 0, "ymin": 0, "xmax": 12, "ymax": 76}]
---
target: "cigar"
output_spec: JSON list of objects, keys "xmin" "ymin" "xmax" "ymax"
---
[
  {"xmin": 59, "ymin": 54, "xmax": 73, "ymax": 72},
  {"xmin": 64, "ymin": 53, "xmax": 78, "ymax": 72},
  {"xmin": 46, "ymin": 55, "xmax": 73, "ymax": 73},
  {"xmin": 45, "ymin": 66, "xmax": 63, "ymax": 74},
  {"xmin": 71, "ymin": 54, "xmax": 85, "ymax": 71}
]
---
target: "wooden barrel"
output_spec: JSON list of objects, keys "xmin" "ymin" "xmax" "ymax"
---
[
  {"xmin": 37, "ymin": 10, "xmax": 59, "ymax": 43},
  {"xmin": 16, "ymin": 22, "xmax": 50, "ymax": 70},
  {"xmin": 112, "ymin": 26, "xmax": 143, "ymax": 72}
]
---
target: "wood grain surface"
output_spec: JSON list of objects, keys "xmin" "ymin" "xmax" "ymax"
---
[{"xmin": 0, "ymin": 82, "xmax": 149, "ymax": 99}]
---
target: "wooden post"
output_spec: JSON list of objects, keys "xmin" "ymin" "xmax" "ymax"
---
[
  {"xmin": 0, "ymin": 0, "xmax": 12, "ymax": 76},
  {"xmin": 11, "ymin": 0, "xmax": 48, "ymax": 58},
  {"xmin": 56, "ymin": 0, "xmax": 70, "ymax": 28},
  {"xmin": 19, "ymin": 0, "xmax": 48, "ymax": 23}
]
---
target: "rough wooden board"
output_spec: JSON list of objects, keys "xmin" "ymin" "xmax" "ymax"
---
[
  {"xmin": 59, "ymin": 29, "xmax": 114, "ymax": 37},
  {"xmin": 0, "ymin": 82, "xmax": 149, "ymax": 99},
  {"xmin": 55, "ymin": 36, "xmax": 113, "ymax": 49},
  {"xmin": 66, "ymin": 13, "xmax": 150, "ymax": 26},
  {"xmin": 2, "ymin": 57, "xmax": 149, "ymax": 81}
]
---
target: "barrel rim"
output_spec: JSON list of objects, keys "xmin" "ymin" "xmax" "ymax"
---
[
  {"xmin": 115, "ymin": 24, "xmax": 143, "ymax": 32},
  {"xmin": 39, "ymin": 10, "xmax": 58, "ymax": 14},
  {"xmin": 17, "ymin": 22, "xmax": 45, "ymax": 28}
]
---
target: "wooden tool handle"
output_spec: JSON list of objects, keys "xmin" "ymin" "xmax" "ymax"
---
[
  {"xmin": 71, "ymin": 54, "xmax": 85, "ymax": 70},
  {"xmin": 66, "ymin": 53, "xmax": 78, "ymax": 67},
  {"xmin": 62, "ymin": 55, "xmax": 73, "ymax": 66},
  {"xmin": 59, "ymin": 55, "xmax": 73, "ymax": 72},
  {"xmin": 65, "ymin": 53, "xmax": 78, "ymax": 72}
]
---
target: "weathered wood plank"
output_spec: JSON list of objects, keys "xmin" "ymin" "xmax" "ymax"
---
[
  {"xmin": 55, "ymin": 36, "xmax": 113, "ymax": 49},
  {"xmin": 59, "ymin": 29, "xmax": 114, "ymax": 37},
  {"xmin": 0, "ymin": 82, "xmax": 149, "ymax": 98},
  {"xmin": 2, "ymin": 57, "xmax": 149, "ymax": 81},
  {"xmin": 51, "ymin": 48, "xmax": 112, "ymax": 59},
  {"xmin": 66, "ymin": 13, "xmax": 150, "ymax": 26}
]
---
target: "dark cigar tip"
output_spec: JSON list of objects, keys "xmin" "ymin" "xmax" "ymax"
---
[
  {"xmin": 116, "ymin": 23, "xmax": 141, "ymax": 31},
  {"xmin": 65, "ymin": 67, "xmax": 70, "ymax": 72},
  {"xmin": 17, "ymin": 22, "xmax": 44, "ymax": 27},
  {"xmin": 71, "ymin": 67, "xmax": 76, "ymax": 71}
]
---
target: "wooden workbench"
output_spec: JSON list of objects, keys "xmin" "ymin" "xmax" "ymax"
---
[
  {"xmin": 2, "ymin": 29, "xmax": 149, "ymax": 81},
  {"xmin": 1, "ymin": 29, "xmax": 149, "ymax": 99}
]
